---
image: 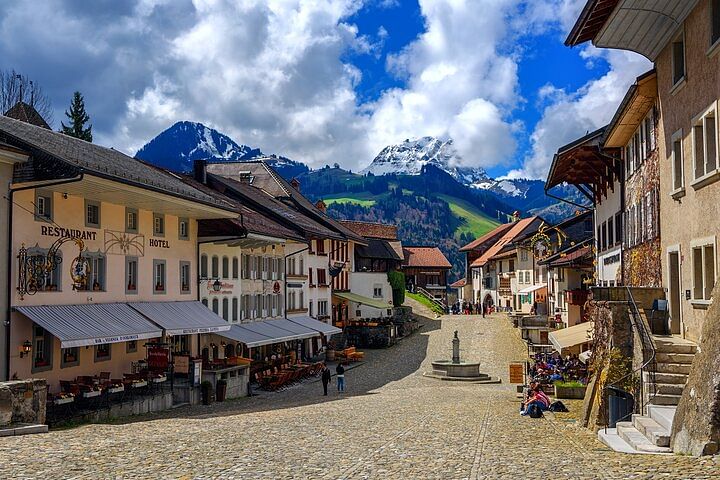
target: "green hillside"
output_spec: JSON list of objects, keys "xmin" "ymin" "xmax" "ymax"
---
[
  {"xmin": 323, "ymin": 192, "xmax": 378, "ymax": 207},
  {"xmin": 437, "ymin": 194, "xmax": 500, "ymax": 239}
]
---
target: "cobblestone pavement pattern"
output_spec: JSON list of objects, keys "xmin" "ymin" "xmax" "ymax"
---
[{"xmin": 2, "ymin": 303, "xmax": 719, "ymax": 479}]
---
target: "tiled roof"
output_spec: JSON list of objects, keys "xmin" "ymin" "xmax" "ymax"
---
[
  {"xmin": 470, "ymin": 217, "xmax": 540, "ymax": 268},
  {"xmin": 355, "ymin": 238, "xmax": 403, "ymax": 261},
  {"xmin": 207, "ymin": 173, "xmax": 343, "ymax": 240},
  {"xmin": 3, "ymin": 102, "xmax": 50, "ymax": 129},
  {"xmin": 459, "ymin": 222, "xmax": 514, "ymax": 252},
  {"xmin": 339, "ymin": 220, "xmax": 398, "ymax": 240},
  {"xmin": 402, "ymin": 247, "xmax": 452, "ymax": 268},
  {"xmin": 450, "ymin": 278, "xmax": 467, "ymax": 288},
  {"xmin": 0, "ymin": 115, "xmax": 231, "ymax": 209}
]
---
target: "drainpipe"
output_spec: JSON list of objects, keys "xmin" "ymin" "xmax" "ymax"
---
[{"xmin": 4, "ymin": 174, "xmax": 84, "ymax": 381}]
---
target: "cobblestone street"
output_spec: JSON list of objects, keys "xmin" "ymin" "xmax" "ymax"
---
[{"xmin": 2, "ymin": 309, "xmax": 719, "ymax": 479}]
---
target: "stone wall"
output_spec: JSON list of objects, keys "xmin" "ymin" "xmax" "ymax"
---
[
  {"xmin": 671, "ymin": 283, "xmax": 720, "ymax": 456},
  {"xmin": 0, "ymin": 379, "xmax": 47, "ymax": 426}
]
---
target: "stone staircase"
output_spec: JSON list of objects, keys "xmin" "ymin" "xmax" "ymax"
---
[{"xmin": 598, "ymin": 335, "xmax": 697, "ymax": 454}]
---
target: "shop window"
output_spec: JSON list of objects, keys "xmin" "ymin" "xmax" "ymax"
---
[
  {"xmin": 173, "ymin": 335, "xmax": 190, "ymax": 355},
  {"xmin": 125, "ymin": 256, "xmax": 138, "ymax": 294},
  {"xmin": 87, "ymin": 252, "xmax": 106, "ymax": 291},
  {"xmin": 61, "ymin": 347, "xmax": 79, "ymax": 368},
  {"xmin": 671, "ymin": 129, "xmax": 685, "ymax": 194},
  {"xmin": 153, "ymin": 213, "xmax": 165, "ymax": 236},
  {"xmin": 692, "ymin": 103, "xmax": 718, "ymax": 184},
  {"xmin": 222, "ymin": 298, "xmax": 229, "ymax": 320},
  {"xmin": 178, "ymin": 217, "xmax": 189, "ymax": 240},
  {"xmin": 200, "ymin": 254, "xmax": 208, "ymax": 278},
  {"xmin": 222, "ymin": 256, "xmax": 229, "ymax": 279},
  {"xmin": 94, "ymin": 344, "xmax": 111, "ymax": 362},
  {"xmin": 180, "ymin": 261, "xmax": 191, "ymax": 294},
  {"xmin": 671, "ymin": 32, "xmax": 685, "ymax": 87},
  {"xmin": 212, "ymin": 298, "xmax": 219, "ymax": 314},
  {"xmin": 692, "ymin": 239, "xmax": 716, "ymax": 302},
  {"xmin": 85, "ymin": 200, "xmax": 101, "ymax": 228},
  {"xmin": 126, "ymin": 340, "xmax": 137, "ymax": 354},
  {"xmin": 35, "ymin": 191, "xmax": 52, "ymax": 222},
  {"xmin": 211, "ymin": 255, "xmax": 219, "ymax": 278},
  {"xmin": 153, "ymin": 259, "xmax": 166, "ymax": 294},
  {"xmin": 126, "ymin": 208, "xmax": 138, "ymax": 233},
  {"xmin": 712, "ymin": 0, "xmax": 720, "ymax": 46},
  {"xmin": 232, "ymin": 297, "xmax": 238, "ymax": 322},
  {"xmin": 32, "ymin": 325, "xmax": 53, "ymax": 372},
  {"xmin": 232, "ymin": 257, "xmax": 239, "ymax": 279}
]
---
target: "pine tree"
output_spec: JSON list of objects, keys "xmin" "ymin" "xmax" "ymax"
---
[{"xmin": 60, "ymin": 91, "xmax": 92, "ymax": 142}]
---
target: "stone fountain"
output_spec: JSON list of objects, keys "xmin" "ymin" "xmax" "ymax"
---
[{"xmin": 426, "ymin": 331, "xmax": 500, "ymax": 383}]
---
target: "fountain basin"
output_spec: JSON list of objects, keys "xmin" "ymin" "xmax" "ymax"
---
[{"xmin": 431, "ymin": 360, "xmax": 484, "ymax": 378}]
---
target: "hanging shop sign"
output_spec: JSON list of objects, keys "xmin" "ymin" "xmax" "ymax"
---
[{"xmin": 527, "ymin": 222, "xmax": 568, "ymax": 260}]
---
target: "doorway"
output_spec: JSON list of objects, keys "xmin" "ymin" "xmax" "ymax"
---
[{"xmin": 668, "ymin": 250, "xmax": 682, "ymax": 335}]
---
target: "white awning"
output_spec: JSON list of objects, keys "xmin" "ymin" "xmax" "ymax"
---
[
  {"xmin": 549, "ymin": 322, "xmax": 594, "ymax": 352},
  {"xmin": 287, "ymin": 316, "xmax": 342, "ymax": 336},
  {"xmin": 264, "ymin": 318, "xmax": 319, "ymax": 340},
  {"xmin": 219, "ymin": 324, "xmax": 274, "ymax": 348},
  {"xmin": 238, "ymin": 321, "xmax": 312, "ymax": 345},
  {"xmin": 518, "ymin": 284, "xmax": 547, "ymax": 295},
  {"xmin": 129, "ymin": 301, "xmax": 231, "ymax": 336},
  {"xmin": 16, "ymin": 303, "xmax": 162, "ymax": 348}
]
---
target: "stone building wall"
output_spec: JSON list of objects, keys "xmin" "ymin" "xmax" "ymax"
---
[{"xmin": 0, "ymin": 379, "xmax": 47, "ymax": 426}]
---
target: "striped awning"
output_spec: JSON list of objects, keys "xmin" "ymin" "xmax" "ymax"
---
[
  {"xmin": 16, "ymin": 303, "xmax": 162, "ymax": 348},
  {"xmin": 219, "ymin": 324, "xmax": 274, "ymax": 348},
  {"xmin": 220, "ymin": 318, "xmax": 322, "ymax": 347},
  {"xmin": 264, "ymin": 318, "xmax": 318, "ymax": 340},
  {"xmin": 129, "ymin": 301, "xmax": 230, "ymax": 336},
  {"xmin": 287, "ymin": 316, "xmax": 341, "ymax": 336}
]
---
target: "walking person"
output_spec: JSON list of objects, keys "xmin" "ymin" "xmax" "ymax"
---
[
  {"xmin": 336, "ymin": 362, "xmax": 346, "ymax": 393},
  {"xmin": 321, "ymin": 363, "xmax": 331, "ymax": 396}
]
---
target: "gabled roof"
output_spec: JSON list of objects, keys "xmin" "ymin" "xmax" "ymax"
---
[
  {"xmin": 0, "ymin": 115, "xmax": 232, "ymax": 211},
  {"xmin": 459, "ymin": 222, "xmax": 514, "ymax": 252},
  {"xmin": 450, "ymin": 278, "xmax": 466, "ymax": 288},
  {"xmin": 470, "ymin": 217, "xmax": 542, "ymax": 268},
  {"xmin": 340, "ymin": 220, "xmax": 398, "ymax": 241},
  {"xmin": 205, "ymin": 160, "xmax": 365, "ymax": 243},
  {"xmin": 403, "ymin": 246, "xmax": 451, "ymax": 269},
  {"xmin": 3, "ymin": 101, "xmax": 50, "ymax": 129},
  {"xmin": 355, "ymin": 239, "xmax": 402, "ymax": 261},
  {"xmin": 206, "ymin": 173, "xmax": 342, "ymax": 240}
]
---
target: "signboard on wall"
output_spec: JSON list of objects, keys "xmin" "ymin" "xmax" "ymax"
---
[
  {"xmin": 174, "ymin": 355, "xmax": 190, "ymax": 374},
  {"xmin": 147, "ymin": 347, "xmax": 169, "ymax": 371}
]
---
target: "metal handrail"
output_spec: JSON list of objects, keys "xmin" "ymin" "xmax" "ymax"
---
[
  {"xmin": 604, "ymin": 286, "xmax": 657, "ymax": 430},
  {"xmin": 415, "ymin": 286, "xmax": 447, "ymax": 310}
]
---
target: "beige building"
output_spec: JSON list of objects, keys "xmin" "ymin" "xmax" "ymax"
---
[{"xmin": 0, "ymin": 115, "xmax": 235, "ymax": 391}]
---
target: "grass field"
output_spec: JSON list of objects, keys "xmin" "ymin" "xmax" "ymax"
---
[
  {"xmin": 406, "ymin": 292, "xmax": 446, "ymax": 315},
  {"xmin": 437, "ymin": 194, "xmax": 500, "ymax": 239},
  {"xmin": 322, "ymin": 192, "xmax": 377, "ymax": 207}
]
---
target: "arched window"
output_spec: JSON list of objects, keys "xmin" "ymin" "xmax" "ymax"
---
[
  {"xmin": 212, "ymin": 298, "xmax": 219, "ymax": 314},
  {"xmin": 211, "ymin": 255, "xmax": 219, "ymax": 278},
  {"xmin": 224, "ymin": 343, "xmax": 235, "ymax": 358},
  {"xmin": 202, "ymin": 298, "xmax": 208, "ymax": 307},
  {"xmin": 232, "ymin": 297, "xmax": 238, "ymax": 322},
  {"xmin": 200, "ymin": 254, "xmax": 208, "ymax": 278},
  {"xmin": 222, "ymin": 256, "xmax": 229, "ymax": 279},
  {"xmin": 232, "ymin": 257, "xmax": 239, "ymax": 279},
  {"xmin": 222, "ymin": 298, "xmax": 229, "ymax": 320}
]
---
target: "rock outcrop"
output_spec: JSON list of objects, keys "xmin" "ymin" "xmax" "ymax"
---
[{"xmin": 671, "ymin": 283, "xmax": 720, "ymax": 455}]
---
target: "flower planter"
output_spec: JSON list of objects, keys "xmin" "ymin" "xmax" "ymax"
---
[
  {"xmin": 82, "ymin": 390, "xmax": 101, "ymax": 398},
  {"xmin": 131, "ymin": 380, "xmax": 147, "ymax": 388},
  {"xmin": 555, "ymin": 385, "xmax": 586, "ymax": 399},
  {"xmin": 108, "ymin": 386, "xmax": 125, "ymax": 394},
  {"xmin": 54, "ymin": 396, "xmax": 74, "ymax": 405}
]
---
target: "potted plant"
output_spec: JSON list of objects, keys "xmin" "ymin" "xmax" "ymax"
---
[
  {"xmin": 554, "ymin": 380, "xmax": 587, "ymax": 399},
  {"xmin": 216, "ymin": 379, "xmax": 227, "ymax": 402},
  {"xmin": 201, "ymin": 380, "xmax": 214, "ymax": 405}
]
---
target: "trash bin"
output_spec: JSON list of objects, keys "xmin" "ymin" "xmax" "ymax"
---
[{"xmin": 607, "ymin": 386, "xmax": 634, "ymax": 428}]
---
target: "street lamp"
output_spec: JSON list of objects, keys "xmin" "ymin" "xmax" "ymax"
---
[
  {"xmin": 212, "ymin": 279, "xmax": 222, "ymax": 292},
  {"xmin": 19, "ymin": 340, "xmax": 32, "ymax": 358}
]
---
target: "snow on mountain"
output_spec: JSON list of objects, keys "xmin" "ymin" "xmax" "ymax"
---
[
  {"xmin": 361, "ymin": 137, "xmax": 490, "ymax": 185},
  {"xmin": 135, "ymin": 121, "xmax": 308, "ymax": 178}
]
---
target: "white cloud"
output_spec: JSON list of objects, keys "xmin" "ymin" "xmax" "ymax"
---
[{"xmin": 507, "ymin": 48, "xmax": 651, "ymax": 179}]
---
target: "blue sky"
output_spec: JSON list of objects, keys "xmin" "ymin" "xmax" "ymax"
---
[{"xmin": 0, "ymin": 0, "xmax": 649, "ymax": 179}]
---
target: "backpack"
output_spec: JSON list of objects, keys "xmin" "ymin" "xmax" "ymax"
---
[
  {"xmin": 528, "ymin": 404, "xmax": 543, "ymax": 418},
  {"xmin": 549, "ymin": 400, "xmax": 569, "ymax": 412}
]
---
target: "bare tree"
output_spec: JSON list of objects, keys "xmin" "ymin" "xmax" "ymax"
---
[{"xmin": 0, "ymin": 69, "xmax": 54, "ymax": 125}]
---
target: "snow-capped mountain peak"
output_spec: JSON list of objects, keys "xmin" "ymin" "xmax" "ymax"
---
[{"xmin": 361, "ymin": 137, "xmax": 490, "ymax": 185}]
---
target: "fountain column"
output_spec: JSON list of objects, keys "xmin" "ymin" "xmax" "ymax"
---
[{"xmin": 452, "ymin": 330, "xmax": 460, "ymax": 364}]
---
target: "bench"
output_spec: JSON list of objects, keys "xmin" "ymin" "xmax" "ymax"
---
[{"xmin": 340, "ymin": 346, "xmax": 364, "ymax": 362}]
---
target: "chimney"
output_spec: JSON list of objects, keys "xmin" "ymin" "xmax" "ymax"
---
[
  {"xmin": 290, "ymin": 178, "xmax": 300, "ymax": 192},
  {"xmin": 193, "ymin": 160, "xmax": 207, "ymax": 184},
  {"xmin": 315, "ymin": 199, "xmax": 327, "ymax": 213}
]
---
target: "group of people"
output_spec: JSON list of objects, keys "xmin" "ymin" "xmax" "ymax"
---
[
  {"xmin": 451, "ymin": 301, "xmax": 490, "ymax": 316},
  {"xmin": 519, "ymin": 381, "xmax": 551, "ymax": 416},
  {"xmin": 320, "ymin": 362, "xmax": 347, "ymax": 396},
  {"xmin": 529, "ymin": 352, "xmax": 587, "ymax": 384}
]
